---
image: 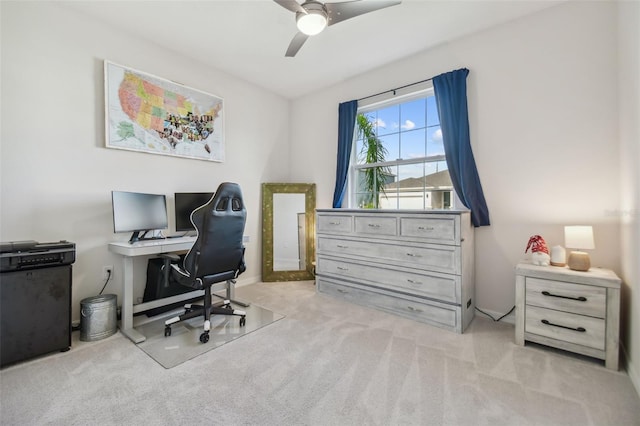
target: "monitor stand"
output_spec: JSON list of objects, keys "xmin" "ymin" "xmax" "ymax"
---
[{"xmin": 128, "ymin": 230, "xmax": 163, "ymax": 244}]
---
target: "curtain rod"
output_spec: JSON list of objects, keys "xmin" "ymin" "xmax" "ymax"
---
[{"xmin": 357, "ymin": 77, "xmax": 433, "ymax": 102}]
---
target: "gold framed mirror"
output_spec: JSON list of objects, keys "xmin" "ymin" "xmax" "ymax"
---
[{"xmin": 262, "ymin": 183, "xmax": 316, "ymax": 282}]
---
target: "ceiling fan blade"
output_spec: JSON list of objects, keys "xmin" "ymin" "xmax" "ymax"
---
[
  {"xmin": 274, "ymin": 0, "xmax": 307, "ymax": 14},
  {"xmin": 285, "ymin": 32, "xmax": 310, "ymax": 57},
  {"xmin": 325, "ymin": 0, "xmax": 401, "ymax": 26}
]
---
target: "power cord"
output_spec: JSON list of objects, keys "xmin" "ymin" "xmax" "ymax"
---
[
  {"xmin": 475, "ymin": 305, "xmax": 515, "ymax": 322},
  {"xmin": 98, "ymin": 269, "xmax": 112, "ymax": 295}
]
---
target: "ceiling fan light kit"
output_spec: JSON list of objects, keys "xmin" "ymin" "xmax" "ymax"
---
[
  {"xmin": 276, "ymin": 0, "xmax": 401, "ymax": 57},
  {"xmin": 296, "ymin": 3, "xmax": 328, "ymax": 35}
]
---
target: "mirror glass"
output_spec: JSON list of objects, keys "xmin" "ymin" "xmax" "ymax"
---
[
  {"xmin": 273, "ymin": 193, "xmax": 306, "ymax": 271},
  {"xmin": 262, "ymin": 183, "xmax": 316, "ymax": 281}
]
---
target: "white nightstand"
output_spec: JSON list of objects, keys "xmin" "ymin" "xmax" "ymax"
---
[{"xmin": 515, "ymin": 262, "xmax": 621, "ymax": 370}]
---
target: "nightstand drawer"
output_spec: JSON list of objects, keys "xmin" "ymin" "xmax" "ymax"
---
[
  {"xmin": 317, "ymin": 215, "xmax": 352, "ymax": 234},
  {"xmin": 399, "ymin": 217, "xmax": 457, "ymax": 244},
  {"xmin": 525, "ymin": 305, "xmax": 605, "ymax": 350},
  {"xmin": 526, "ymin": 277, "xmax": 606, "ymax": 318},
  {"xmin": 354, "ymin": 215, "xmax": 397, "ymax": 236}
]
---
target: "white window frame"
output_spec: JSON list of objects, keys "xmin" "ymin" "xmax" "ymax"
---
[{"xmin": 346, "ymin": 83, "xmax": 462, "ymax": 210}]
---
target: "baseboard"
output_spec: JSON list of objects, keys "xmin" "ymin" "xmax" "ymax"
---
[
  {"xmin": 236, "ymin": 274, "xmax": 261, "ymax": 287},
  {"xmin": 235, "ymin": 274, "xmax": 316, "ymax": 287},
  {"xmin": 475, "ymin": 306, "xmax": 516, "ymax": 325},
  {"xmin": 621, "ymin": 343, "xmax": 640, "ymax": 398}
]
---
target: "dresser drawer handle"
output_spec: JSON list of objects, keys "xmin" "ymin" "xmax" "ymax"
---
[
  {"xmin": 407, "ymin": 306, "xmax": 424, "ymax": 313},
  {"xmin": 329, "ymin": 221, "xmax": 341, "ymax": 225},
  {"xmin": 337, "ymin": 288, "xmax": 348, "ymax": 294},
  {"xmin": 406, "ymin": 253, "xmax": 422, "ymax": 258},
  {"xmin": 336, "ymin": 244, "xmax": 349, "ymax": 249},
  {"xmin": 336, "ymin": 266, "xmax": 349, "ymax": 271},
  {"xmin": 541, "ymin": 291, "xmax": 587, "ymax": 302},
  {"xmin": 367, "ymin": 223, "xmax": 381, "ymax": 228},
  {"xmin": 417, "ymin": 226, "xmax": 435, "ymax": 231},
  {"xmin": 407, "ymin": 279, "xmax": 422, "ymax": 285},
  {"xmin": 541, "ymin": 319, "xmax": 586, "ymax": 333}
]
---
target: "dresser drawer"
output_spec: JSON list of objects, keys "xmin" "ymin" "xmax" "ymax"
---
[
  {"xmin": 399, "ymin": 216, "xmax": 458, "ymax": 244},
  {"xmin": 317, "ymin": 257, "xmax": 460, "ymax": 303},
  {"xmin": 317, "ymin": 237, "xmax": 460, "ymax": 275},
  {"xmin": 526, "ymin": 277, "xmax": 606, "ymax": 318},
  {"xmin": 317, "ymin": 215, "xmax": 352, "ymax": 234},
  {"xmin": 525, "ymin": 305, "xmax": 605, "ymax": 350},
  {"xmin": 318, "ymin": 278, "xmax": 459, "ymax": 331},
  {"xmin": 354, "ymin": 215, "xmax": 397, "ymax": 236}
]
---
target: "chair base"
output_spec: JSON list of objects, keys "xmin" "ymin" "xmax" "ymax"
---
[{"xmin": 163, "ymin": 299, "xmax": 246, "ymax": 343}]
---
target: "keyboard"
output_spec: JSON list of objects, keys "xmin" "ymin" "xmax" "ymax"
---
[{"xmin": 129, "ymin": 236, "xmax": 196, "ymax": 247}]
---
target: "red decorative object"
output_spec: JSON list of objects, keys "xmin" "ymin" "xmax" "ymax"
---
[{"xmin": 525, "ymin": 235, "xmax": 549, "ymax": 255}]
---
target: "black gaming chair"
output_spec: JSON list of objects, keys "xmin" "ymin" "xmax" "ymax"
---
[{"xmin": 163, "ymin": 182, "xmax": 247, "ymax": 343}]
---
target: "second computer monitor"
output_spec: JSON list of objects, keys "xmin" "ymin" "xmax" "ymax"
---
[{"xmin": 174, "ymin": 192, "xmax": 214, "ymax": 232}]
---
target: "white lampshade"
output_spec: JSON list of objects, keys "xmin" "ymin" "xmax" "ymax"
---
[
  {"xmin": 564, "ymin": 226, "xmax": 595, "ymax": 250},
  {"xmin": 296, "ymin": 10, "xmax": 327, "ymax": 35}
]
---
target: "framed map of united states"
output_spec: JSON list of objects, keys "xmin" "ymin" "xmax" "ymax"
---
[{"xmin": 104, "ymin": 61, "xmax": 224, "ymax": 162}]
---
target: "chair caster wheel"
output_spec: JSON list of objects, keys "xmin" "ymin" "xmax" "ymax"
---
[
  {"xmin": 239, "ymin": 316, "xmax": 246, "ymax": 327},
  {"xmin": 200, "ymin": 332, "xmax": 210, "ymax": 343},
  {"xmin": 164, "ymin": 326, "xmax": 172, "ymax": 337}
]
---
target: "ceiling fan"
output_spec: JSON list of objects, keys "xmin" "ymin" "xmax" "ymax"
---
[{"xmin": 275, "ymin": 0, "xmax": 401, "ymax": 57}]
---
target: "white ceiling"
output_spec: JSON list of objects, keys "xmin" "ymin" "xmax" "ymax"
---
[{"xmin": 64, "ymin": 0, "xmax": 563, "ymax": 99}]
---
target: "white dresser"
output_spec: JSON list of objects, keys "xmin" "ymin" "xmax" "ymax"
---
[
  {"xmin": 315, "ymin": 209, "xmax": 475, "ymax": 333},
  {"xmin": 515, "ymin": 262, "xmax": 621, "ymax": 369}
]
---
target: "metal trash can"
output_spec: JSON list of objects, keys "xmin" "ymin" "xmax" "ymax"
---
[{"xmin": 80, "ymin": 294, "xmax": 117, "ymax": 341}]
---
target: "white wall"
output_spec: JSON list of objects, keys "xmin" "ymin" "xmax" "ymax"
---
[
  {"xmin": 291, "ymin": 3, "xmax": 621, "ymax": 318},
  {"xmin": 0, "ymin": 2, "xmax": 291, "ymax": 321},
  {"xmin": 618, "ymin": 0, "xmax": 640, "ymax": 395}
]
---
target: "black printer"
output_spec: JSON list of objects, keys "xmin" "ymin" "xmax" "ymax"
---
[{"xmin": 0, "ymin": 240, "xmax": 76, "ymax": 272}]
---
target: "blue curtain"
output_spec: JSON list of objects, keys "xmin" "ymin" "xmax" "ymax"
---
[
  {"xmin": 433, "ymin": 68, "xmax": 490, "ymax": 227},
  {"xmin": 332, "ymin": 100, "xmax": 358, "ymax": 208}
]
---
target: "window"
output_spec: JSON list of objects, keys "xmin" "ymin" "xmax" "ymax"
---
[{"xmin": 348, "ymin": 87, "xmax": 453, "ymax": 210}]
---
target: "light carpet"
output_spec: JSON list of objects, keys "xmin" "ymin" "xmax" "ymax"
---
[
  {"xmin": 1, "ymin": 280, "xmax": 639, "ymax": 425},
  {"xmin": 136, "ymin": 302, "xmax": 284, "ymax": 368}
]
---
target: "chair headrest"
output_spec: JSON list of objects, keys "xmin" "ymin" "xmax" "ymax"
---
[{"xmin": 211, "ymin": 182, "xmax": 245, "ymax": 213}]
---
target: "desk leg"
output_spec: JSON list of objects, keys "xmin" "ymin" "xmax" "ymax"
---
[
  {"xmin": 120, "ymin": 256, "xmax": 146, "ymax": 343},
  {"xmin": 226, "ymin": 280, "xmax": 250, "ymax": 307},
  {"xmin": 212, "ymin": 280, "xmax": 250, "ymax": 307}
]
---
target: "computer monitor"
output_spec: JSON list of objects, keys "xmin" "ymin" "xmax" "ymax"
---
[
  {"xmin": 174, "ymin": 192, "xmax": 214, "ymax": 232},
  {"xmin": 111, "ymin": 191, "xmax": 168, "ymax": 243}
]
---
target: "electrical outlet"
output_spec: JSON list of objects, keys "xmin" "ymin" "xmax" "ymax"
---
[{"xmin": 103, "ymin": 265, "xmax": 113, "ymax": 280}]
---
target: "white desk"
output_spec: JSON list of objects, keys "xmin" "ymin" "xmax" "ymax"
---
[{"xmin": 109, "ymin": 236, "xmax": 241, "ymax": 343}]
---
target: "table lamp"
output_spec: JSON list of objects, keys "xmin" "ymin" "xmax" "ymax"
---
[{"xmin": 564, "ymin": 226, "xmax": 595, "ymax": 271}]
